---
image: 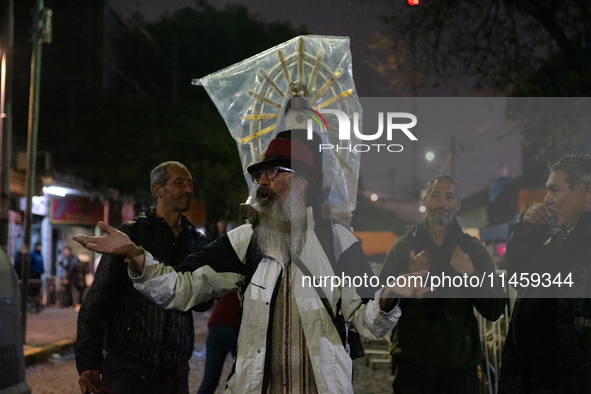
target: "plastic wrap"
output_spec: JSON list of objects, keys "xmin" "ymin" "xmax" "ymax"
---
[{"xmin": 196, "ymin": 35, "xmax": 362, "ymax": 216}]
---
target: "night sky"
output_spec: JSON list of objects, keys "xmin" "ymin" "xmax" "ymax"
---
[{"xmin": 113, "ymin": 0, "xmax": 520, "ymax": 200}]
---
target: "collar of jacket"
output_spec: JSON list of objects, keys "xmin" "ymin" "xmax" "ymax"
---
[
  {"xmin": 553, "ymin": 210, "xmax": 591, "ymax": 247},
  {"xmin": 571, "ymin": 211, "xmax": 591, "ymax": 234},
  {"xmin": 135, "ymin": 207, "xmax": 195, "ymax": 233},
  {"xmin": 411, "ymin": 217, "xmax": 464, "ymax": 248}
]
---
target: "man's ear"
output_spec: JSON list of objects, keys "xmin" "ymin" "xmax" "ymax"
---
[
  {"xmin": 584, "ymin": 182, "xmax": 591, "ymax": 205},
  {"xmin": 456, "ymin": 199, "xmax": 462, "ymax": 211},
  {"xmin": 301, "ymin": 177, "xmax": 309, "ymax": 190},
  {"xmin": 151, "ymin": 184, "xmax": 161, "ymax": 199}
]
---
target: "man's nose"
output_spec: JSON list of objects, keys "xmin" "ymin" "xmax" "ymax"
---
[
  {"xmin": 258, "ymin": 172, "xmax": 270, "ymax": 185},
  {"xmin": 544, "ymin": 192, "xmax": 552, "ymax": 204},
  {"xmin": 435, "ymin": 196, "xmax": 446, "ymax": 205}
]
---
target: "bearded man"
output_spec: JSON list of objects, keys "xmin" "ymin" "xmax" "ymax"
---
[
  {"xmin": 74, "ymin": 130, "xmax": 429, "ymax": 394},
  {"xmin": 379, "ymin": 175, "xmax": 507, "ymax": 394}
]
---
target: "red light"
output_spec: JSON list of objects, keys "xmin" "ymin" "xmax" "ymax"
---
[
  {"xmin": 407, "ymin": 0, "xmax": 419, "ymax": 4},
  {"xmin": 496, "ymin": 244, "xmax": 507, "ymax": 258}
]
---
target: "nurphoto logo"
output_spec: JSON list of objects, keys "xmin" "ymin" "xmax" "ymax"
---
[{"xmin": 305, "ymin": 108, "xmax": 418, "ymax": 153}]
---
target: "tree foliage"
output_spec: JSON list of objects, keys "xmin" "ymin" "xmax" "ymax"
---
[
  {"xmin": 370, "ymin": 0, "xmax": 591, "ymax": 96},
  {"xmin": 33, "ymin": 1, "xmax": 305, "ymax": 229},
  {"xmin": 369, "ymin": 0, "xmax": 591, "ymax": 179},
  {"xmin": 506, "ymin": 98, "xmax": 591, "ymax": 178}
]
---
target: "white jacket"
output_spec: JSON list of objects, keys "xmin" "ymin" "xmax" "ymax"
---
[{"xmin": 131, "ymin": 208, "xmax": 401, "ymax": 393}]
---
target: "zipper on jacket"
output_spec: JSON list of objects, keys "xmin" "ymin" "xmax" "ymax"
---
[{"xmin": 261, "ymin": 268, "xmax": 283, "ymax": 393}]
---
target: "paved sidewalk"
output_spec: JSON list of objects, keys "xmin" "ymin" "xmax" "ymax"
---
[
  {"xmin": 23, "ymin": 307, "xmax": 78, "ymax": 366},
  {"xmin": 23, "ymin": 307, "xmax": 394, "ymax": 393}
]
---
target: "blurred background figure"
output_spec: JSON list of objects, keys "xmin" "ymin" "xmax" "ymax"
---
[
  {"xmin": 67, "ymin": 252, "xmax": 88, "ymax": 312},
  {"xmin": 30, "ymin": 242, "xmax": 45, "ymax": 281},
  {"xmin": 197, "ymin": 291, "xmax": 242, "ymax": 394},
  {"xmin": 56, "ymin": 246, "xmax": 75, "ymax": 307},
  {"xmin": 13, "ymin": 242, "xmax": 45, "ymax": 313},
  {"xmin": 13, "ymin": 244, "xmax": 26, "ymax": 280},
  {"xmin": 28, "ymin": 242, "xmax": 45, "ymax": 313}
]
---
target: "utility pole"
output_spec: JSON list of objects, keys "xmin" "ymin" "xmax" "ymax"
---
[
  {"xmin": 21, "ymin": 0, "xmax": 51, "ymax": 341},
  {"xmin": 0, "ymin": 0, "xmax": 14, "ymax": 253}
]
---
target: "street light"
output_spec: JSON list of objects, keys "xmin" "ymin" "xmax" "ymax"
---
[
  {"xmin": 426, "ymin": 152, "xmax": 434, "ymax": 161},
  {"xmin": 370, "ymin": 193, "xmax": 378, "ymax": 202}
]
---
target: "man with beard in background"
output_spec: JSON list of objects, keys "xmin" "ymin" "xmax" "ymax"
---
[
  {"xmin": 74, "ymin": 130, "xmax": 430, "ymax": 394},
  {"xmin": 379, "ymin": 175, "xmax": 506, "ymax": 394}
]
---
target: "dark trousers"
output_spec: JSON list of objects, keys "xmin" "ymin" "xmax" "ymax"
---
[
  {"xmin": 72, "ymin": 285, "xmax": 86, "ymax": 305},
  {"xmin": 62, "ymin": 282, "xmax": 73, "ymax": 307},
  {"xmin": 102, "ymin": 353, "xmax": 190, "ymax": 394},
  {"xmin": 197, "ymin": 326, "xmax": 239, "ymax": 394},
  {"xmin": 393, "ymin": 363, "xmax": 480, "ymax": 394}
]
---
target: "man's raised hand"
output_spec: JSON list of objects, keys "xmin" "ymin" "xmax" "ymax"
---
[
  {"xmin": 382, "ymin": 270, "xmax": 432, "ymax": 300},
  {"xmin": 450, "ymin": 246, "xmax": 474, "ymax": 276},
  {"xmin": 522, "ymin": 203, "xmax": 553, "ymax": 232},
  {"xmin": 73, "ymin": 221, "xmax": 138, "ymax": 259},
  {"xmin": 409, "ymin": 250, "xmax": 431, "ymax": 272}
]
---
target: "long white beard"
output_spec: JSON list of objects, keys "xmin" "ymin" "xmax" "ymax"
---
[{"xmin": 254, "ymin": 177, "xmax": 308, "ymax": 264}]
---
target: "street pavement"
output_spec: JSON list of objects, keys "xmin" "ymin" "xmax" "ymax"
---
[{"xmin": 24, "ymin": 307, "xmax": 394, "ymax": 393}]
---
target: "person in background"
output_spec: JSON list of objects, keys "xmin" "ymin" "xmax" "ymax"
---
[
  {"xmin": 30, "ymin": 242, "xmax": 44, "ymax": 280},
  {"xmin": 75, "ymin": 161, "xmax": 208, "ymax": 394},
  {"xmin": 74, "ymin": 132, "xmax": 429, "ymax": 394},
  {"xmin": 197, "ymin": 291, "xmax": 242, "ymax": 394},
  {"xmin": 29, "ymin": 242, "xmax": 45, "ymax": 312},
  {"xmin": 379, "ymin": 175, "xmax": 506, "ymax": 394},
  {"xmin": 500, "ymin": 154, "xmax": 591, "ymax": 393},
  {"xmin": 67, "ymin": 252, "xmax": 87, "ymax": 312},
  {"xmin": 56, "ymin": 246, "xmax": 76, "ymax": 307},
  {"xmin": 13, "ymin": 244, "xmax": 25, "ymax": 280}
]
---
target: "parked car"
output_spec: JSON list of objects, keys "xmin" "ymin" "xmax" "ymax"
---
[{"xmin": 0, "ymin": 249, "xmax": 31, "ymax": 393}]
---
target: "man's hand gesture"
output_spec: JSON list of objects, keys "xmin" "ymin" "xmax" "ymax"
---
[
  {"xmin": 382, "ymin": 270, "xmax": 432, "ymax": 299},
  {"xmin": 73, "ymin": 222, "xmax": 145, "ymax": 273},
  {"xmin": 409, "ymin": 250, "xmax": 431, "ymax": 272},
  {"xmin": 450, "ymin": 246, "xmax": 474, "ymax": 276},
  {"xmin": 380, "ymin": 270, "xmax": 432, "ymax": 312},
  {"xmin": 522, "ymin": 203, "xmax": 553, "ymax": 232},
  {"xmin": 74, "ymin": 222, "xmax": 136, "ymax": 257}
]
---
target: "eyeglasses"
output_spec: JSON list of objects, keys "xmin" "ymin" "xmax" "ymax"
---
[{"xmin": 251, "ymin": 166, "xmax": 295, "ymax": 184}]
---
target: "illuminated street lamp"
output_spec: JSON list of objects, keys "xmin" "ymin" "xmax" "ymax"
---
[
  {"xmin": 426, "ymin": 152, "xmax": 434, "ymax": 161},
  {"xmin": 370, "ymin": 193, "xmax": 378, "ymax": 202}
]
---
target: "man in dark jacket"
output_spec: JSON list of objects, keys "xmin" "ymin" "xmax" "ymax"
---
[
  {"xmin": 30, "ymin": 242, "xmax": 44, "ymax": 279},
  {"xmin": 67, "ymin": 252, "xmax": 87, "ymax": 311},
  {"xmin": 56, "ymin": 246, "xmax": 76, "ymax": 307},
  {"xmin": 499, "ymin": 154, "xmax": 591, "ymax": 393},
  {"xmin": 76, "ymin": 161, "xmax": 207, "ymax": 394},
  {"xmin": 379, "ymin": 175, "xmax": 507, "ymax": 394}
]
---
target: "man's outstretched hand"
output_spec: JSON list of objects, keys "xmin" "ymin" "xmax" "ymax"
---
[
  {"xmin": 73, "ymin": 221, "xmax": 140, "ymax": 260},
  {"xmin": 379, "ymin": 270, "xmax": 432, "ymax": 312}
]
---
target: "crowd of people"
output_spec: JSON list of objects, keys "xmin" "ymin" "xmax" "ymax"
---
[
  {"xmin": 67, "ymin": 130, "xmax": 591, "ymax": 394},
  {"xmin": 9, "ymin": 136, "xmax": 591, "ymax": 394},
  {"xmin": 15, "ymin": 242, "xmax": 91, "ymax": 312}
]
